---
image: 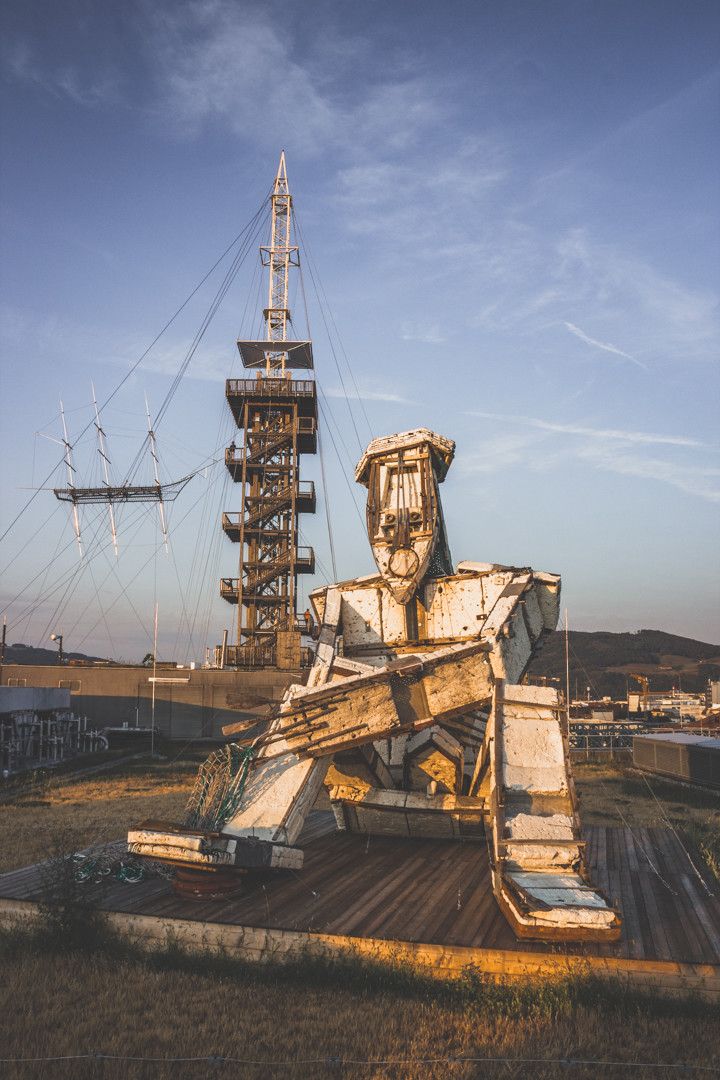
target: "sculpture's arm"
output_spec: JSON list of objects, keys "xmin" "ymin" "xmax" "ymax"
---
[{"xmin": 247, "ymin": 638, "xmax": 495, "ymax": 762}]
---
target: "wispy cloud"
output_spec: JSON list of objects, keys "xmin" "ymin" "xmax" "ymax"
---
[
  {"xmin": 534, "ymin": 67, "xmax": 720, "ymax": 193},
  {"xmin": 140, "ymin": 0, "xmax": 449, "ymax": 160},
  {"xmin": 462, "ymin": 410, "xmax": 720, "ymax": 502},
  {"xmin": 400, "ymin": 322, "xmax": 445, "ymax": 345},
  {"xmin": 144, "ymin": 2, "xmax": 335, "ymax": 150},
  {"xmin": 578, "ymin": 443, "xmax": 720, "ymax": 504},
  {"xmin": 0, "ymin": 303, "xmax": 230, "ymax": 387},
  {"xmin": 459, "ymin": 431, "xmax": 540, "ymax": 475},
  {"xmin": 564, "ymin": 321, "xmax": 648, "ymax": 371},
  {"xmin": 323, "ymin": 386, "xmax": 414, "ymax": 405},
  {"xmin": 469, "ymin": 411, "xmax": 705, "ymax": 449},
  {"xmin": 2, "ymin": 39, "xmax": 119, "ymax": 107}
]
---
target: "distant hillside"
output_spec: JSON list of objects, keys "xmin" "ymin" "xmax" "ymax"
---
[
  {"xmin": 5, "ymin": 631, "xmax": 719, "ymax": 700},
  {"xmin": 2, "ymin": 643, "xmax": 107, "ymax": 666},
  {"xmin": 528, "ymin": 629, "xmax": 720, "ymax": 700}
]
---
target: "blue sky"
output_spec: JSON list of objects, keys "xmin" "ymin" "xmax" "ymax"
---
[{"xmin": 1, "ymin": 0, "xmax": 718, "ymax": 661}]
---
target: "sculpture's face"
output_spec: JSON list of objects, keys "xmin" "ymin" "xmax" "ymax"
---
[{"xmin": 356, "ymin": 431, "xmax": 454, "ymax": 605}]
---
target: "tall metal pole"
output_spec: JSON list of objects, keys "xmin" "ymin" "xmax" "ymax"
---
[
  {"xmin": 60, "ymin": 400, "xmax": 83, "ymax": 556},
  {"xmin": 151, "ymin": 602, "xmax": 158, "ymax": 757},
  {"xmin": 92, "ymin": 383, "xmax": 118, "ymax": 556},
  {"xmin": 145, "ymin": 395, "xmax": 168, "ymax": 553},
  {"xmin": 564, "ymin": 608, "xmax": 571, "ymax": 717}
]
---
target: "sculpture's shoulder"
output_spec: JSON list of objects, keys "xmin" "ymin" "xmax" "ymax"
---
[{"xmin": 308, "ymin": 562, "xmax": 561, "ymax": 653}]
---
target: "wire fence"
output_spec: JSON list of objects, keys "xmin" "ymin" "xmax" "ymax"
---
[{"xmin": 0, "ymin": 1052, "xmax": 716, "ymax": 1072}]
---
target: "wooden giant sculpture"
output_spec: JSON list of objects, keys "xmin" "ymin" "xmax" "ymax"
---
[{"xmin": 129, "ymin": 429, "xmax": 620, "ymax": 941}]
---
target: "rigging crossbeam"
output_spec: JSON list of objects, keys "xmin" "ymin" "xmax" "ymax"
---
[{"xmin": 53, "ymin": 477, "xmax": 191, "ymax": 505}]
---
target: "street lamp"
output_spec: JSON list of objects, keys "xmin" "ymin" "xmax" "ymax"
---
[{"xmin": 50, "ymin": 633, "xmax": 64, "ymax": 664}]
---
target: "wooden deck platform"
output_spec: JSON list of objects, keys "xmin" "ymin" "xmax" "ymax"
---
[{"xmin": 1, "ymin": 814, "xmax": 719, "ymax": 998}]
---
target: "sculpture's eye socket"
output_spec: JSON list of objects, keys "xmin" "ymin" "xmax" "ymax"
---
[
  {"xmin": 382, "ymin": 512, "xmax": 396, "ymax": 526},
  {"xmin": 409, "ymin": 510, "xmax": 422, "ymax": 526}
]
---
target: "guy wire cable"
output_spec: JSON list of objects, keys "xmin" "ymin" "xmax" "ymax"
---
[{"xmin": 0, "ymin": 191, "xmax": 271, "ymax": 549}]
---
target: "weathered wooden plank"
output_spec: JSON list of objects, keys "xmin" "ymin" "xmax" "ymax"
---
[
  {"xmin": 409, "ymin": 848, "xmax": 478, "ymax": 944},
  {"xmin": 361, "ymin": 843, "xmax": 456, "ymax": 941},
  {"xmin": 617, "ymin": 830, "xmax": 645, "ymax": 959},
  {"xmin": 322, "ymin": 844, "xmax": 433, "ymax": 936},
  {"xmin": 650, "ymin": 828, "xmax": 714, "ymax": 964}
]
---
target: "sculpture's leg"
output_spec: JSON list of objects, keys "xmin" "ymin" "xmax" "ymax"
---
[
  {"xmin": 221, "ymin": 748, "xmax": 329, "ymax": 846},
  {"xmin": 488, "ymin": 681, "xmax": 621, "ymax": 941},
  {"xmin": 216, "ymin": 587, "xmax": 345, "ymax": 850}
]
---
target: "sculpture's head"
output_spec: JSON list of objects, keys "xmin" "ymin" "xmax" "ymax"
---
[{"xmin": 355, "ymin": 428, "xmax": 455, "ymax": 604}]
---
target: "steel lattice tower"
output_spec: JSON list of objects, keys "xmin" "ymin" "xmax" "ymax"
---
[{"xmin": 219, "ymin": 154, "xmax": 317, "ymax": 669}]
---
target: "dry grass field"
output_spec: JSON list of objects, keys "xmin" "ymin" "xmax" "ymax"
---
[
  {"xmin": 2, "ymin": 941, "xmax": 717, "ymax": 1080},
  {"xmin": 0, "ymin": 751, "xmax": 718, "ymax": 1078},
  {"xmin": 0, "ymin": 747, "xmax": 201, "ymax": 874}
]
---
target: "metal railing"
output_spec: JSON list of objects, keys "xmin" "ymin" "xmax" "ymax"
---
[
  {"xmin": 226, "ymin": 378, "xmax": 316, "ymax": 399},
  {"xmin": 223, "ymin": 643, "xmax": 314, "ymax": 669}
]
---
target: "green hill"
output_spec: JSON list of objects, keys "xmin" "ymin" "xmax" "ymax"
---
[
  {"xmin": 3, "ymin": 643, "xmax": 106, "ymax": 666},
  {"xmin": 528, "ymin": 629, "xmax": 720, "ymax": 700}
]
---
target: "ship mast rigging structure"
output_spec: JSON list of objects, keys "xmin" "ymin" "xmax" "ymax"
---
[
  {"xmin": 220, "ymin": 152, "xmax": 317, "ymax": 668},
  {"xmin": 53, "ymin": 391, "xmax": 192, "ymax": 555}
]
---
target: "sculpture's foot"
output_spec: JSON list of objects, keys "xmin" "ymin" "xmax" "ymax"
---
[{"xmin": 172, "ymin": 864, "xmax": 245, "ymax": 902}]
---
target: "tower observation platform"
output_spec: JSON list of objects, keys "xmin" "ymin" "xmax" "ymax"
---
[{"xmin": 218, "ymin": 154, "xmax": 317, "ymax": 670}]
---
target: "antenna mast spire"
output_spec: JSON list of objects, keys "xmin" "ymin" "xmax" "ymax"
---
[{"xmin": 261, "ymin": 150, "xmax": 298, "ymax": 375}]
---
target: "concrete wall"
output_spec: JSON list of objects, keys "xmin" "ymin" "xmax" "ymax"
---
[
  {"xmin": 0, "ymin": 685, "xmax": 71, "ymax": 714},
  {"xmin": 0, "ymin": 665, "xmax": 301, "ymax": 740}
]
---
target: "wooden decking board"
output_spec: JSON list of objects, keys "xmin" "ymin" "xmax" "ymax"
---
[
  {"xmin": 378, "ymin": 844, "xmax": 476, "ymax": 944},
  {"xmin": 343, "ymin": 833, "xmax": 455, "ymax": 937},
  {"xmin": 475, "ymin": 905, "xmax": 517, "ymax": 951},
  {"xmin": 604, "ymin": 829, "xmax": 627, "ymax": 959},
  {"xmin": 621, "ymin": 831, "xmax": 648, "ymax": 959},
  {"xmin": 650, "ymin": 830, "xmax": 712, "ymax": 964},
  {"xmin": 664, "ymin": 865, "xmax": 703, "ymax": 965},
  {"xmin": 293, "ymin": 837, "xmax": 407, "ymax": 933},
  {"xmin": 298, "ymin": 810, "xmax": 337, "ymax": 845},
  {"xmin": 630, "ymin": 874, "xmax": 655, "ymax": 957},
  {"xmin": 300, "ymin": 837, "xmax": 416, "ymax": 936},
  {"xmin": 323, "ymin": 838, "xmax": 427, "ymax": 931},
  {"xmin": 442, "ymin": 870, "xmax": 495, "ymax": 947},
  {"xmin": 625, "ymin": 829, "xmax": 642, "ymax": 874},
  {"xmin": 643, "ymin": 842, "xmax": 682, "ymax": 963},
  {"xmin": 666, "ymin": 827, "xmax": 720, "ymax": 935},
  {"xmin": 346, "ymin": 843, "xmax": 451, "ymax": 940},
  {"xmin": 593, "ymin": 825, "xmax": 610, "ymax": 898},
  {"xmin": 677, "ymin": 872, "xmax": 720, "ymax": 961},
  {"xmin": 425, "ymin": 847, "xmax": 488, "ymax": 945},
  {"xmin": 236, "ymin": 839, "xmax": 364, "ymax": 929},
  {"xmin": 381, "ymin": 841, "xmax": 466, "ymax": 940},
  {"xmin": 286, "ymin": 853, "xmax": 388, "ymax": 933},
  {"xmin": 0, "ymin": 821, "xmax": 718, "ymax": 970},
  {"xmin": 387, "ymin": 843, "xmax": 470, "ymax": 944}
]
